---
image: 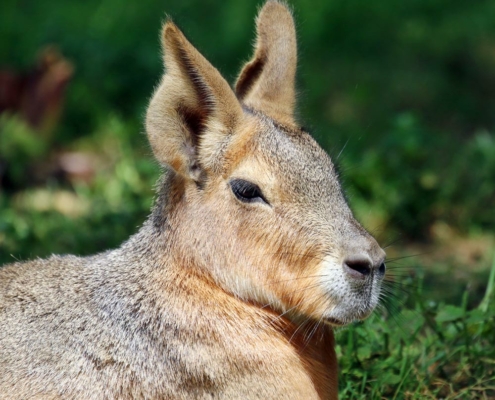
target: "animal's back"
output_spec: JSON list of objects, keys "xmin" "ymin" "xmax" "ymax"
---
[
  {"xmin": 1, "ymin": 254, "xmax": 93, "ymax": 397},
  {"xmin": 0, "ymin": 253, "xmax": 136, "ymax": 397},
  {"xmin": 0, "ymin": 244, "xmax": 175, "ymax": 398}
]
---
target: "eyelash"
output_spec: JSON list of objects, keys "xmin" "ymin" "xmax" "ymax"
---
[{"xmin": 229, "ymin": 179, "xmax": 269, "ymax": 205}]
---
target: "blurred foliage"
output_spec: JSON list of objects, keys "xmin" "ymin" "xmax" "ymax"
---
[
  {"xmin": 345, "ymin": 114, "xmax": 495, "ymax": 239},
  {"xmin": 0, "ymin": 115, "xmax": 158, "ymax": 263},
  {"xmin": 0, "ymin": 114, "xmax": 48, "ymax": 186}
]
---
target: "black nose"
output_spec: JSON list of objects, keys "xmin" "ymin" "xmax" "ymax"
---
[
  {"xmin": 344, "ymin": 256, "xmax": 372, "ymax": 278},
  {"xmin": 344, "ymin": 255, "xmax": 386, "ymax": 279}
]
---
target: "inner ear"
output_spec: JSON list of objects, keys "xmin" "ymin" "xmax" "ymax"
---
[
  {"xmin": 174, "ymin": 43, "xmax": 212, "ymax": 148},
  {"xmin": 179, "ymin": 105, "xmax": 206, "ymax": 148},
  {"xmin": 235, "ymin": 55, "xmax": 267, "ymax": 100},
  {"xmin": 176, "ymin": 105, "xmax": 207, "ymax": 183}
]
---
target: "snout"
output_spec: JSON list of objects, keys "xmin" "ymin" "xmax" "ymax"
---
[
  {"xmin": 342, "ymin": 237, "xmax": 386, "ymax": 281},
  {"xmin": 318, "ymin": 226, "xmax": 387, "ymax": 325}
]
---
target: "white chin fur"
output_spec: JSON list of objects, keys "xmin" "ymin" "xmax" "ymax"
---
[{"xmin": 318, "ymin": 256, "xmax": 381, "ymax": 325}]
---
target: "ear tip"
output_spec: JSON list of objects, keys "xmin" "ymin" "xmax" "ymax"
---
[
  {"xmin": 162, "ymin": 20, "xmax": 179, "ymax": 39},
  {"xmin": 257, "ymin": 1, "xmax": 295, "ymax": 35},
  {"xmin": 258, "ymin": 0, "xmax": 293, "ymax": 20},
  {"xmin": 162, "ymin": 20, "xmax": 187, "ymax": 52}
]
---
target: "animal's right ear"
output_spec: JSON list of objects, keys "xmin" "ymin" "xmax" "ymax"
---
[
  {"xmin": 235, "ymin": 1, "xmax": 297, "ymax": 125},
  {"xmin": 146, "ymin": 22, "xmax": 243, "ymax": 181}
]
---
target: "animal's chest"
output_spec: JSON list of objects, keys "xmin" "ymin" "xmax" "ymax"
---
[{"xmin": 137, "ymin": 323, "xmax": 338, "ymax": 399}]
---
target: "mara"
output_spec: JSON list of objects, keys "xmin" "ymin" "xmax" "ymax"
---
[{"xmin": 0, "ymin": 1, "xmax": 386, "ymax": 399}]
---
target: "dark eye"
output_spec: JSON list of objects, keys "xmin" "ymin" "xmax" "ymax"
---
[{"xmin": 229, "ymin": 179, "xmax": 268, "ymax": 204}]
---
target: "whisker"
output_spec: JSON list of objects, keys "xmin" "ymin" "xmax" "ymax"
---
[
  {"xmin": 263, "ymin": 282, "xmax": 325, "ymax": 309},
  {"xmin": 266, "ymin": 274, "xmax": 329, "ymax": 285},
  {"xmin": 262, "ymin": 251, "xmax": 330, "ymax": 264},
  {"xmin": 386, "ymin": 253, "xmax": 425, "ymax": 262},
  {"xmin": 304, "ymin": 316, "xmax": 323, "ymax": 348},
  {"xmin": 382, "ymin": 236, "xmax": 403, "ymax": 249},
  {"xmin": 289, "ymin": 317, "xmax": 313, "ymax": 344},
  {"xmin": 382, "ymin": 282, "xmax": 414, "ymax": 295},
  {"xmin": 384, "ymin": 271, "xmax": 415, "ymax": 276},
  {"xmin": 336, "ymin": 138, "xmax": 349, "ymax": 160},
  {"xmin": 385, "ymin": 264, "xmax": 418, "ymax": 269}
]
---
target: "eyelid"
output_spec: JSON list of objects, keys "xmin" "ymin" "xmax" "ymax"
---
[{"xmin": 229, "ymin": 179, "xmax": 269, "ymax": 205}]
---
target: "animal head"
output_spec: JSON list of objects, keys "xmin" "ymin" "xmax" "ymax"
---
[{"xmin": 146, "ymin": 1, "xmax": 385, "ymax": 326}]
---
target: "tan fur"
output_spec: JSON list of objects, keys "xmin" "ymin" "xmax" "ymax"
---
[
  {"xmin": 236, "ymin": 1, "xmax": 297, "ymax": 125},
  {"xmin": 0, "ymin": 2, "xmax": 385, "ymax": 399}
]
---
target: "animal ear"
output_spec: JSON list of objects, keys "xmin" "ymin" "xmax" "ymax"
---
[
  {"xmin": 235, "ymin": 1, "xmax": 297, "ymax": 124},
  {"xmin": 146, "ymin": 22, "xmax": 243, "ymax": 181}
]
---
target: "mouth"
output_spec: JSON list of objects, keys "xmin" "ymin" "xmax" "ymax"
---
[{"xmin": 322, "ymin": 302, "xmax": 376, "ymax": 327}]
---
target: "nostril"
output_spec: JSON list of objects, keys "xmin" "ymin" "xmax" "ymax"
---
[
  {"xmin": 378, "ymin": 262, "xmax": 386, "ymax": 276},
  {"xmin": 344, "ymin": 257, "xmax": 372, "ymax": 278}
]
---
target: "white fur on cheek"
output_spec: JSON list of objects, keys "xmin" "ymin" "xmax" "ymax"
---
[{"xmin": 319, "ymin": 256, "xmax": 348, "ymax": 308}]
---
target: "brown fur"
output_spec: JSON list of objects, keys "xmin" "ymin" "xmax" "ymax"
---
[{"xmin": 0, "ymin": 2, "xmax": 385, "ymax": 399}]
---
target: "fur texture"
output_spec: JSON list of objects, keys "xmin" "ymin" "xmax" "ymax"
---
[{"xmin": 0, "ymin": 2, "xmax": 385, "ymax": 399}]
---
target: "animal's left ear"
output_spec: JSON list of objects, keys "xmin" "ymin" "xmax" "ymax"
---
[
  {"xmin": 146, "ymin": 22, "xmax": 243, "ymax": 182},
  {"xmin": 235, "ymin": 1, "xmax": 297, "ymax": 124}
]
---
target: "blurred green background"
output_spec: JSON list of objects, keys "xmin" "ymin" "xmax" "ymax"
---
[{"xmin": 1, "ymin": 0, "xmax": 494, "ymax": 396}]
